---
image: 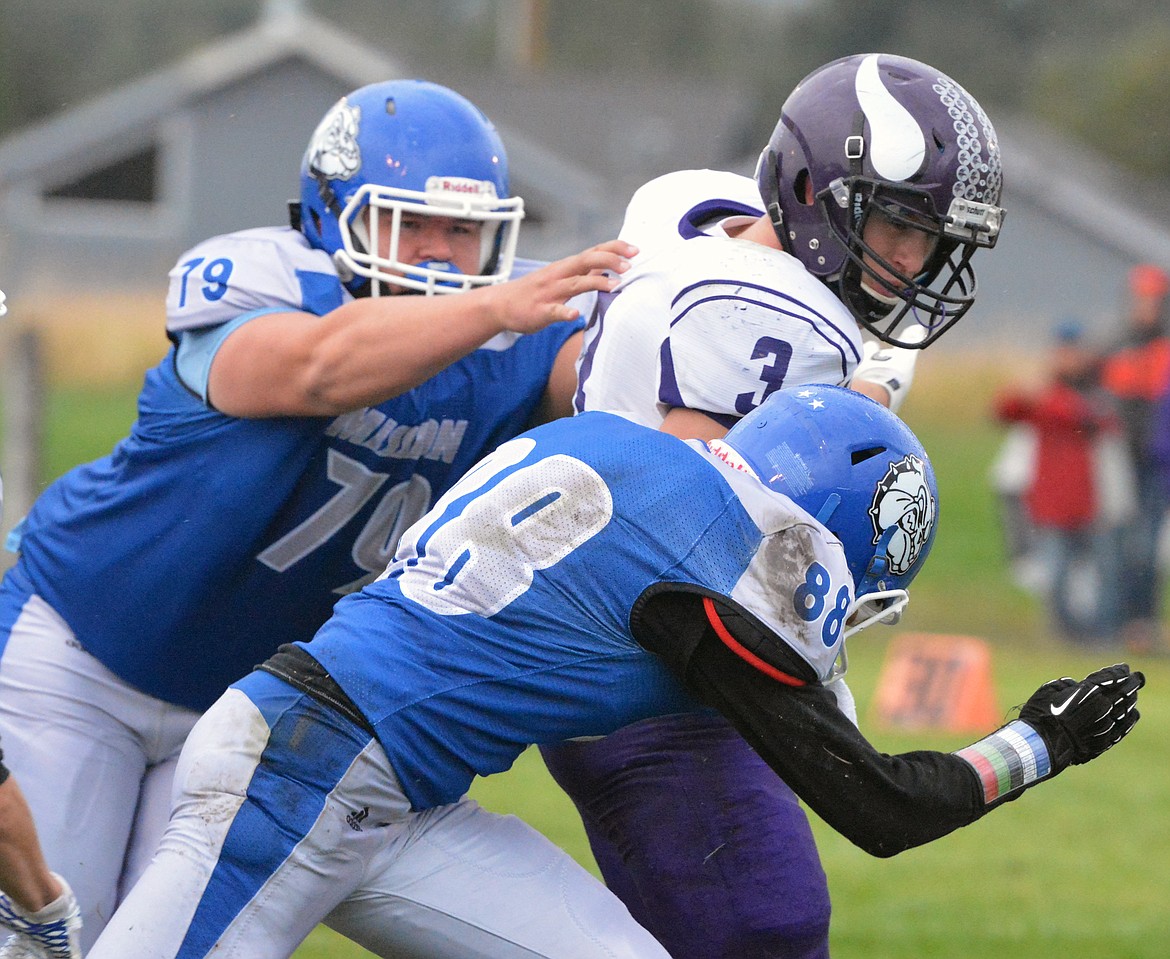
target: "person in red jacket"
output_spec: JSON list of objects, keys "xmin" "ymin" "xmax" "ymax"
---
[{"xmin": 995, "ymin": 321, "xmax": 1128, "ymax": 644}]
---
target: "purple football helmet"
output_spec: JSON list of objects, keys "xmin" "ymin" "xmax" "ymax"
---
[{"xmin": 756, "ymin": 54, "xmax": 1004, "ymax": 348}]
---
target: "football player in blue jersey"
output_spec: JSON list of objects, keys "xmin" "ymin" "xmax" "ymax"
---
[
  {"xmin": 83, "ymin": 385, "xmax": 1143, "ymax": 959},
  {"xmin": 545, "ymin": 53, "xmax": 1007, "ymax": 959},
  {"xmin": 0, "ymin": 80, "xmax": 634, "ymax": 951}
]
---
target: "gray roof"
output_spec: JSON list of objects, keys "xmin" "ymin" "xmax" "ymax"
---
[
  {"xmin": 0, "ymin": 7, "xmax": 611, "ymax": 235},
  {"xmin": 2, "ymin": 5, "xmax": 1168, "ymax": 347},
  {"xmin": 0, "ymin": 10, "xmax": 398, "ymax": 187},
  {"xmin": 419, "ymin": 68, "xmax": 759, "ymax": 205},
  {"xmin": 996, "ymin": 117, "xmax": 1170, "ymax": 267}
]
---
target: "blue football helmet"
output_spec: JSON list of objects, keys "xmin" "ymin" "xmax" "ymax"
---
[
  {"xmin": 715, "ymin": 384, "xmax": 938, "ymax": 638},
  {"xmin": 295, "ymin": 79, "xmax": 524, "ymax": 296}
]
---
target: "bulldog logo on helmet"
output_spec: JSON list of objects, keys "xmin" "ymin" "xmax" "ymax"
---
[
  {"xmin": 306, "ymin": 98, "xmax": 362, "ymax": 182},
  {"xmin": 868, "ymin": 454, "xmax": 936, "ymax": 576}
]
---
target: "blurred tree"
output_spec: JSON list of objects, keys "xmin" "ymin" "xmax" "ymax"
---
[
  {"xmin": 0, "ymin": 15, "xmax": 12, "ymax": 133},
  {"xmin": 0, "ymin": 0, "xmax": 1168, "ymax": 184},
  {"xmin": 543, "ymin": 0, "xmax": 714, "ymax": 71},
  {"xmin": 0, "ymin": 0, "xmax": 260, "ymax": 133},
  {"xmin": 1028, "ymin": 20, "xmax": 1170, "ymax": 180}
]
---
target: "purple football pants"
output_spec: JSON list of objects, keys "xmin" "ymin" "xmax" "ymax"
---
[{"xmin": 540, "ymin": 711, "xmax": 831, "ymax": 959}]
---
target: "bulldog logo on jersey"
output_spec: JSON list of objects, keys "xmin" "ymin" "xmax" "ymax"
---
[
  {"xmin": 868, "ymin": 454, "xmax": 935, "ymax": 576},
  {"xmin": 305, "ymin": 98, "xmax": 362, "ymax": 182}
]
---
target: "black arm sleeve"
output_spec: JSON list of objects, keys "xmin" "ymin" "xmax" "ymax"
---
[{"xmin": 632, "ymin": 589, "xmax": 1014, "ymax": 858}]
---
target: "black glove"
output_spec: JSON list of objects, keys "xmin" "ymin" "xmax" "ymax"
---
[{"xmin": 1019, "ymin": 663, "xmax": 1144, "ymax": 771}]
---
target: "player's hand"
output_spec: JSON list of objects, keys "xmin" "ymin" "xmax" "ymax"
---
[
  {"xmin": 851, "ymin": 325, "xmax": 927, "ymax": 413},
  {"xmin": 1019, "ymin": 663, "xmax": 1144, "ymax": 770},
  {"xmin": 486, "ymin": 239, "xmax": 638, "ymax": 334},
  {"xmin": 0, "ymin": 873, "xmax": 82, "ymax": 958}
]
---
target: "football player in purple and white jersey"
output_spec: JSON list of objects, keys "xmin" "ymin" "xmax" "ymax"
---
[
  {"xmin": 84, "ymin": 386, "xmax": 1141, "ymax": 959},
  {"xmin": 0, "ymin": 80, "xmax": 634, "ymax": 952},
  {"xmin": 546, "ymin": 53, "xmax": 1006, "ymax": 959}
]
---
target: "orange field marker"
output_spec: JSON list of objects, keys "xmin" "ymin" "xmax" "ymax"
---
[{"xmin": 870, "ymin": 633, "xmax": 1001, "ymax": 733}]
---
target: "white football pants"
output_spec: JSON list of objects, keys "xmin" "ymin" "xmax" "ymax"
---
[
  {"xmin": 85, "ymin": 675, "xmax": 670, "ymax": 959},
  {"xmin": 0, "ymin": 593, "xmax": 200, "ymax": 953}
]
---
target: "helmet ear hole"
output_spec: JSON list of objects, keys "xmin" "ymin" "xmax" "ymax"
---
[
  {"xmin": 850, "ymin": 445, "xmax": 887, "ymax": 465},
  {"xmin": 793, "ymin": 168, "xmax": 814, "ymax": 206}
]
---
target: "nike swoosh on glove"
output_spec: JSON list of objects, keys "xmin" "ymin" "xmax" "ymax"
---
[{"xmin": 1019, "ymin": 663, "xmax": 1145, "ymax": 771}]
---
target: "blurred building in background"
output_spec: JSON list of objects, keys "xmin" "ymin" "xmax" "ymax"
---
[{"xmin": 0, "ymin": 0, "xmax": 1168, "ymax": 348}]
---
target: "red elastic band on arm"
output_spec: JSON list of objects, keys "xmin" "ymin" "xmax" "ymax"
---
[{"xmin": 702, "ymin": 596, "xmax": 806, "ymax": 687}]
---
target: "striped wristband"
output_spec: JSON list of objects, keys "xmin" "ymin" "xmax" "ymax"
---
[{"xmin": 954, "ymin": 720, "xmax": 1052, "ymax": 804}]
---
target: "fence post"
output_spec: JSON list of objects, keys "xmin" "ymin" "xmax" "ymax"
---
[{"xmin": 1, "ymin": 325, "xmax": 45, "ymax": 566}]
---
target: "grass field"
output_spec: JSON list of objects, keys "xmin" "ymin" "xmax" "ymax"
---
[{"xmin": 13, "ymin": 351, "xmax": 1170, "ymax": 958}]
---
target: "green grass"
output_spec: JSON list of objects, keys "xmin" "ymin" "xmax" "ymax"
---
[
  {"xmin": 813, "ymin": 642, "xmax": 1170, "ymax": 958},
  {"xmin": 9, "ymin": 363, "xmax": 1170, "ymax": 958},
  {"xmin": 41, "ymin": 383, "xmax": 146, "ymax": 479}
]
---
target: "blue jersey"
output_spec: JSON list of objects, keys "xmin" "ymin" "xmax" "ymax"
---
[
  {"xmin": 303, "ymin": 412, "xmax": 855, "ymax": 809},
  {"xmin": 0, "ymin": 228, "xmax": 578, "ymax": 710}
]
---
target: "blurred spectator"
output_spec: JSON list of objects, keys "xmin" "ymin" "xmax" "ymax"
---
[
  {"xmin": 994, "ymin": 320, "xmax": 1133, "ymax": 645},
  {"xmin": 988, "ymin": 424, "xmax": 1043, "ymax": 592},
  {"xmin": 1100, "ymin": 263, "xmax": 1170, "ymax": 654},
  {"xmin": 1147, "ymin": 385, "xmax": 1170, "ymax": 580}
]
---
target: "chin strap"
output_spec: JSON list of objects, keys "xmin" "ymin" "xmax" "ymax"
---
[{"xmin": 840, "ymin": 523, "xmax": 911, "ymax": 643}]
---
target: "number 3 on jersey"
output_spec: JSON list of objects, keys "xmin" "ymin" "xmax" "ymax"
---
[
  {"xmin": 793, "ymin": 560, "xmax": 849, "ymax": 648},
  {"xmin": 735, "ymin": 336, "xmax": 793, "ymax": 415},
  {"xmin": 390, "ymin": 441, "xmax": 614, "ymax": 616}
]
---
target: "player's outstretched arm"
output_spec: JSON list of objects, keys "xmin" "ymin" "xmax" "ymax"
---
[
  {"xmin": 634, "ymin": 593, "xmax": 1144, "ymax": 858},
  {"xmin": 475, "ymin": 241, "xmax": 637, "ymax": 335},
  {"xmin": 699, "ymin": 640, "xmax": 1142, "ymax": 856},
  {"xmin": 207, "ymin": 239, "xmax": 637, "ymax": 418}
]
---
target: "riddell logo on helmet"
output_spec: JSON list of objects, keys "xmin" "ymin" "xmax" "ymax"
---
[
  {"xmin": 706, "ymin": 440, "xmax": 758, "ymax": 478},
  {"xmin": 426, "ymin": 176, "xmax": 497, "ymax": 198}
]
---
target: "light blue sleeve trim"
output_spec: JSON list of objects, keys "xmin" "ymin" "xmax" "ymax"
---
[
  {"xmin": 5, "ymin": 517, "xmax": 23, "ymax": 554},
  {"xmin": 173, "ymin": 308, "xmax": 289, "ymax": 403}
]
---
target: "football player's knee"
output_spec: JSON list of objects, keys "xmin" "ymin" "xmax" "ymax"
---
[
  {"xmin": 735, "ymin": 883, "xmax": 831, "ymax": 959},
  {"xmin": 742, "ymin": 927, "xmax": 831, "ymax": 959},
  {"xmin": 665, "ymin": 908, "xmax": 831, "ymax": 959}
]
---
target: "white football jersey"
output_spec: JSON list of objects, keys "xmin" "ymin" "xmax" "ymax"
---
[{"xmin": 575, "ymin": 170, "xmax": 863, "ymax": 428}]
